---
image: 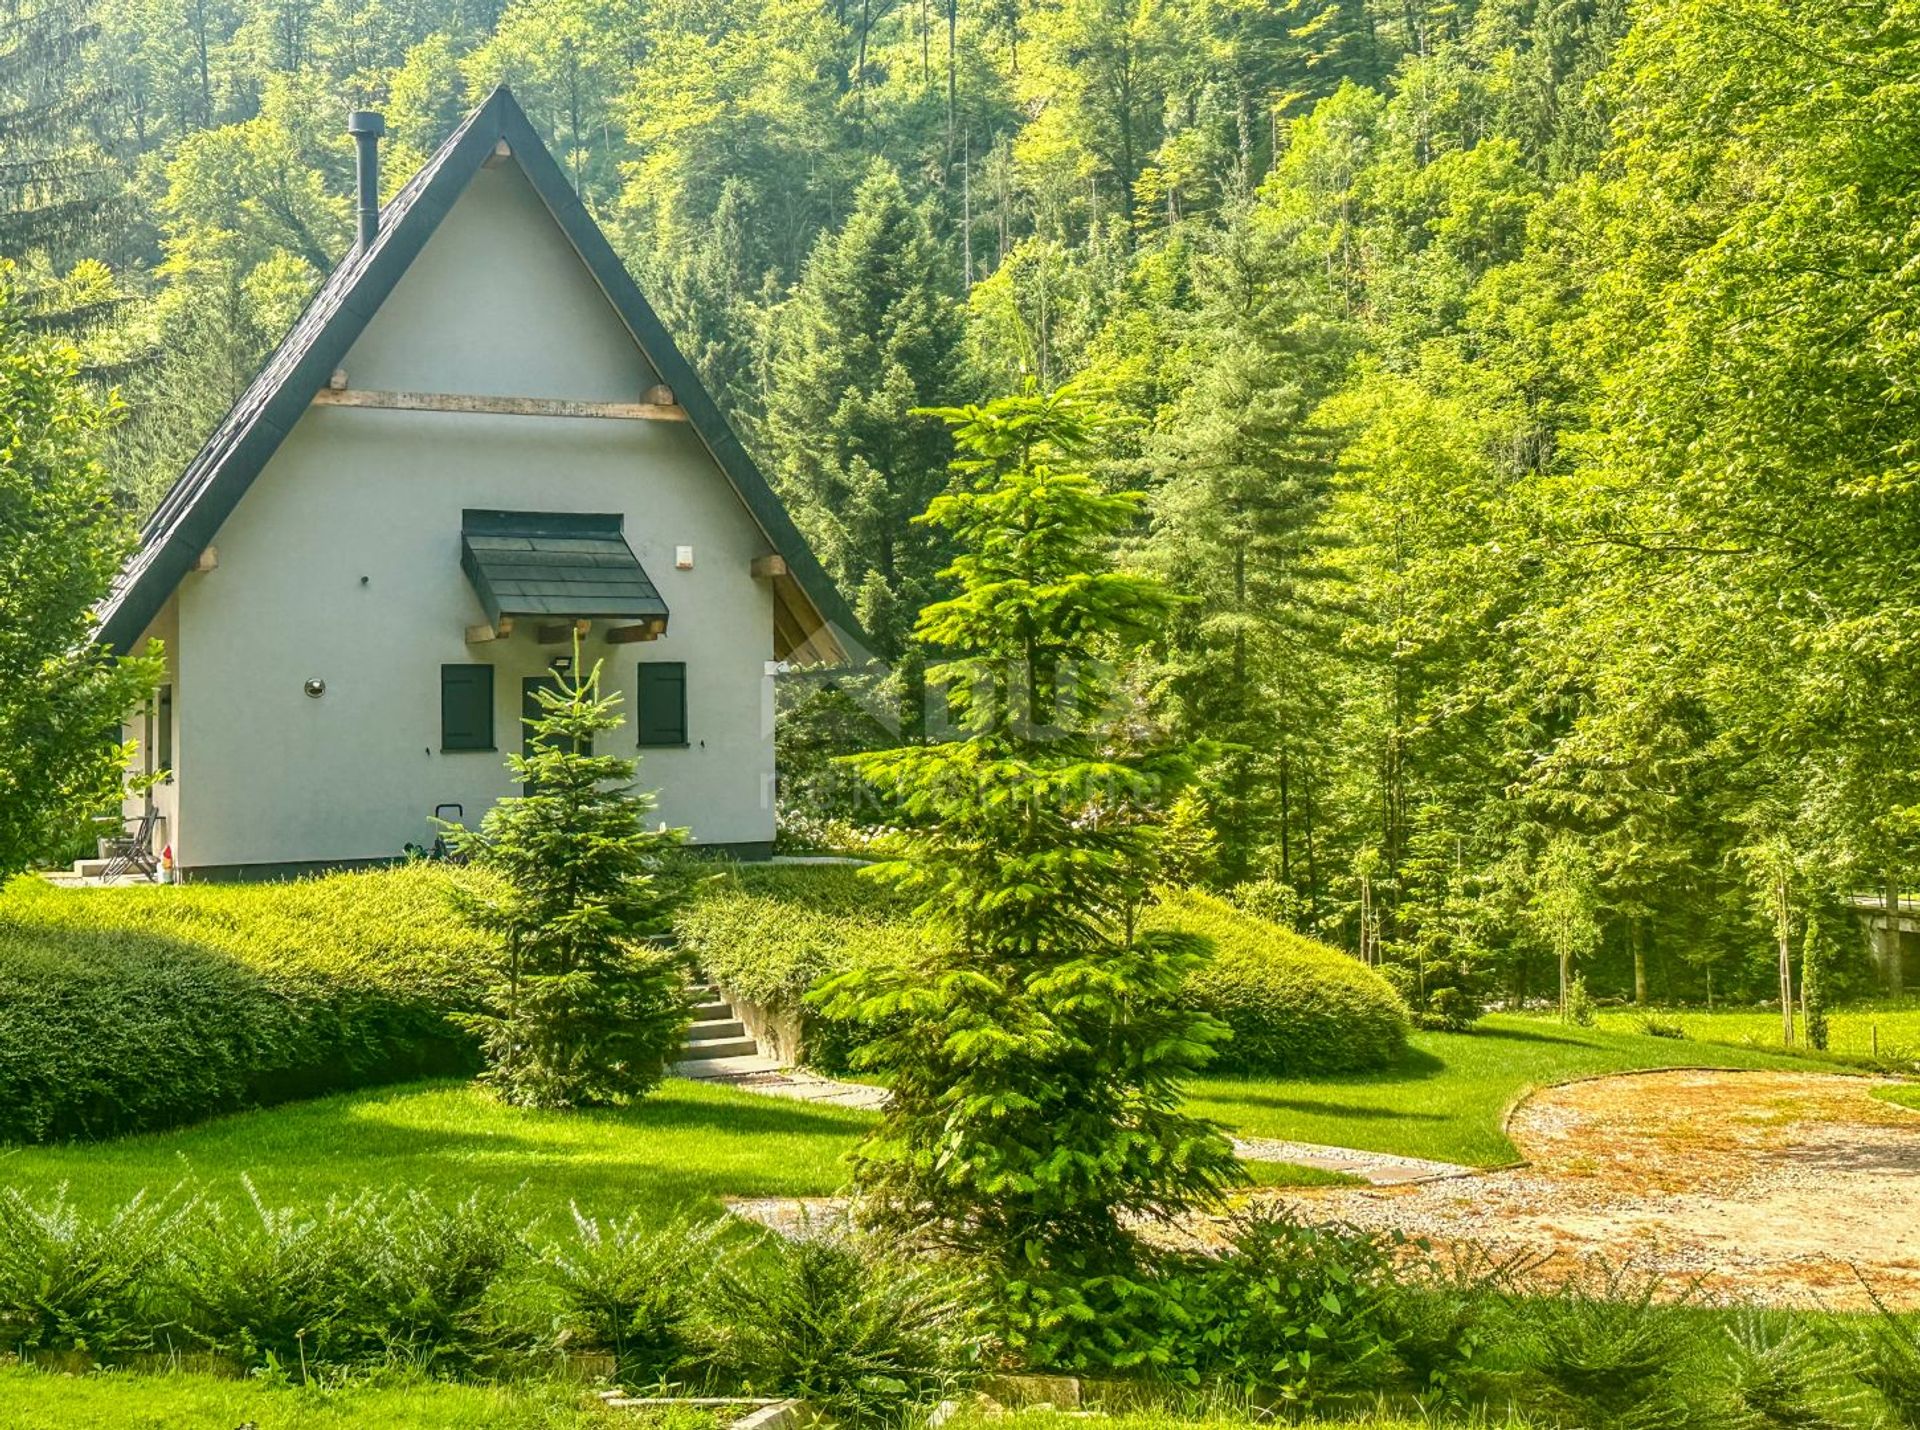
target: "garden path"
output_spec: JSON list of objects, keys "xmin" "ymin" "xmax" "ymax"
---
[
  {"xmin": 1256, "ymin": 1069, "xmax": 1920, "ymax": 1309},
  {"xmin": 677, "ymin": 1056, "xmax": 1473, "ymax": 1186}
]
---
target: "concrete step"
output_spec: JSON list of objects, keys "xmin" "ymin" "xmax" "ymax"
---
[
  {"xmin": 689, "ymin": 1018, "xmax": 746, "ymax": 1041},
  {"xmin": 680, "ymin": 1035, "xmax": 760, "ymax": 1062},
  {"xmin": 691, "ymin": 999, "xmax": 732, "ymax": 1020}
]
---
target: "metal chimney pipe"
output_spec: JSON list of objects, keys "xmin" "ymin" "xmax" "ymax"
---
[{"xmin": 347, "ymin": 111, "xmax": 385, "ymax": 249}]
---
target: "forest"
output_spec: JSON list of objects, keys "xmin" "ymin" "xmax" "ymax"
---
[{"xmin": 5, "ymin": 0, "xmax": 1917, "ymax": 1012}]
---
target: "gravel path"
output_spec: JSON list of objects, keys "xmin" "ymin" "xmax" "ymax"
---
[{"xmin": 1259, "ymin": 1069, "xmax": 1920, "ymax": 1308}]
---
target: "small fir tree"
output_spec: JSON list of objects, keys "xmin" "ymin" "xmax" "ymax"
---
[
  {"xmin": 452, "ymin": 653, "xmax": 691, "ymax": 1109},
  {"xmin": 817, "ymin": 384, "xmax": 1241, "ymax": 1372}
]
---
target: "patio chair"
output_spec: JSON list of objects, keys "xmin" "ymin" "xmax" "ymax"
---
[{"xmin": 100, "ymin": 807, "xmax": 160, "ymax": 883}]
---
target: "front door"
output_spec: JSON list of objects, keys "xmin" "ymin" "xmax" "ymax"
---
[{"xmin": 520, "ymin": 675, "xmax": 590, "ymax": 793}]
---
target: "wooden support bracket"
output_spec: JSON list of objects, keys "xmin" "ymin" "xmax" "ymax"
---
[
  {"xmin": 466, "ymin": 616, "xmax": 514, "ymax": 643},
  {"xmin": 311, "ymin": 387, "xmax": 688, "ymax": 422},
  {"xmin": 605, "ymin": 618, "xmax": 668, "ymax": 644},
  {"xmin": 537, "ymin": 618, "xmax": 592, "ymax": 645},
  {"xmin": 749, "ymin": 553, "xmax": 789, "ymax": 580},
  {"xmin": 193, "ymin": 546, "xmax": 219, "ymax": 573}
]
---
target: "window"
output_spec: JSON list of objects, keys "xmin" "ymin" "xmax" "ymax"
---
[
  {"xmin": 637, "ymin": 662, "xmax": 687, "ymax": 746},
  {"xmin": 156, "ymin": 685, "xmax": 172, "ymax": 778},
  {"xmin": 440, "ymin": 664, "xmax": 494, "ymax": 750}
]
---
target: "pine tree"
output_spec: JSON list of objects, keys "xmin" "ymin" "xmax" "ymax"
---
[
  {"xmin": 0, "ymin": 269, "xmax": 161, "ymax": 882},
  {"xmin": 817, "ymin": 384, "xmax": 1240, "ymax": 1372},
  {"xmin": 765, "ymin": 160, "xmax": 963, "ymax": 682},
  {"xmin": 451, "ymin": 652, "xmax": 691, "ymax": 1109}
]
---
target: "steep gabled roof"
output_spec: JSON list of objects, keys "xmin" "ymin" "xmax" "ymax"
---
[{"xmin": 99, "ymin": 85, "xmax": 861, "ymax": 662}]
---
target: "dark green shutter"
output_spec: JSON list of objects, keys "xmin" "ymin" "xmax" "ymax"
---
[
  {"xmin": 441, "ymin": 664, "xmax": 494, "ymax": 750},
  {"xmin": 637, "ymin": 662, "xmax": 687, "ymax": 746}
]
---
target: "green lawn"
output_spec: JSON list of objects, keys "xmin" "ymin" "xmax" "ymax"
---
[
  {"xmin": 1186, "ymin": 1013, "xmax": 1843, "ymax": 1166},
  {"xmin": 1879, "ymin": 1084, "xmax": 1920, "ymax": 1113},
  {"xmin": 1585, "ymin": 1002, "xmax": 1920, "ymax": 1061},
  {"xmin": 0, "ymin": 1367, "xmax": 624, "ymax": 1429},
  {"xmin": 0, "ymin": 1078, "xmax": 869, "ymax": 1228}
]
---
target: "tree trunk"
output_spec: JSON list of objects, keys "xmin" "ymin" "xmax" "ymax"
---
[
  {"xmin": 1631, "ymin": 918, "xmax": 1648, "ymax": 1006},
  {"xmin": 1778, "ymin": 928, "xmax": 1795, "ymax": 1047},
  {"xmin": 1885, "ymin": 875, "xmax": 1905, "ymax": 998}
]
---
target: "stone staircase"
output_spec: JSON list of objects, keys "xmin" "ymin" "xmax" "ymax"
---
[{"xmin": 683, "ymin": 981, "xmax": 759, "ymax": 1062}]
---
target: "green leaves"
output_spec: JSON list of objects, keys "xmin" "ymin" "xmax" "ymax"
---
[{"xmin": 821, "ymin": 384, "xmax": 1240, "ymax": 1369}]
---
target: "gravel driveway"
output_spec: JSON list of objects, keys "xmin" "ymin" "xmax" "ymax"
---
[{"xmin": 1261, "ymin": 1069, "xmax": 1920, "ymax": 1308}]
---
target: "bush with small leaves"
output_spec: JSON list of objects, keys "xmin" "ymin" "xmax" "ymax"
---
[
  {"xmin": 1526, "ymin": 1268, "xmax": 1703, "ymax": 1429},
  {"xmin": 540, "ymin": 1207, "xmax": 724, "ymax": 1383},
  {"xmin": 1717, "ymin": 1310, "xmax": 1867, "ymax": 1429},
  {"xmin": 1858, "ymin": 1289, "xmax": 1920, "ymax": 1427},
  {"xmin": 0, "ymin": 1186, "xmax": 186, "ymax": 1355},
  {"xmin": 173, "ymin": 1184, "xmax": 521, "ymax": 1373},
  {"xmin": 1187, "ymin": 1206, "xmax": 1403, "ymax": 1404},
  {"xmin": 699, "ymin": 1227, "xmax": 980, "ymax": 1424}
]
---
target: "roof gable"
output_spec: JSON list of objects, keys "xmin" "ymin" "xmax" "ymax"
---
[{"xmin": 100, "ymin": 86, "xmax": 860, "ymax": 661}]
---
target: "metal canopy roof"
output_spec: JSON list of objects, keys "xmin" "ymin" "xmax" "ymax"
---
[{"xmin": 459, "ymin": 510, "xmax": 668, "ymax": 625}]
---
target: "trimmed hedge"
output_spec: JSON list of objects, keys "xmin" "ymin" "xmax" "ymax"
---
[
  {"xmin": 1143, "ymin": 888, "xmax": 1411, "ymax": 1075},
  {"xmin": 674, "ymin": 863, "xmax": 930, "ymax": 1071},
  {"xmin": 674, "ymin": 867, "xmax": 1410, "ymax": 1077},
  {"xmin": 0, "ymin": 867, "xmax": 493, "ymax": 1142}
]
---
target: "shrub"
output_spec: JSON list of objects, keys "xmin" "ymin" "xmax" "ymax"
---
[
  {"xmin": 0, "ymin": 1186, "xmax": 186, "ymax": 1354},
  {"xmin": 680, "ymin": 873, "xmax": 1410, "ymax": 1078},
  {"xmin": 1641, "ymin": 1016, "xmax": 1689, "ymax": 1040},
  {"xmin": 699, "ymin": 1226, "xmax": 979, "ymax": 1424},
  {"xmin": 1564, "ymin": 974, "xmax": 1598, "ymax": 1029},
  {"xmin": 1184, "ymin": 1207, "xmax": 1402, "ymax": 1405},
  {"xmin": 173, "ymin": 1182, "xmax": 522, "ymax": 1372},
  {"xmin": 0, "ymin": 865, "xmax": 492, "ymax": 1141},
  {"xmin": 673, "ymin": 864, "xmax": 927, "ymax": 1073},
  {"xmin": 1145, "ymin": 889, "xmax": 1411, "ymax": 1075},
  {"xmin": 540, "ymin": 1207, "xmax": 724, "ymax": 1383},
  {"xmin": 1524, "ymin": 1267, "xmax": 1701, "ymax": 1428}
]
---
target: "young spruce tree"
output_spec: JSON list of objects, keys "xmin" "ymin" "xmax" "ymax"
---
[
  {"xmin": 453, "ymin": 652, "xmax": 690, "ymax": 1109},
  {"xmin": 818, "ymin": 385, "xmax": 1240, "ymax": 1371}
]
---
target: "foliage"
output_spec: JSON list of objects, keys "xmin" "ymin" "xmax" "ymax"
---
[
  {"xmin": 172, "ymin": 1182, "xmax": 521, "ymax": 1372},
  {"xmin": 817, "ymin": 385, "xmax": 1241, "ymax": 1370},
  {"xmin": 1185, "ymin": 1207, "xmax": 1403, "ymax": 1405},
  {"xmin": 700, "ymin": 1227, "xmax": 980, "ymax": 1424},
  {"xmin": 0, "ymin": 1186, "xmax": 185, "ymax": 1354},
  {"xmin": 540, "ymin": 1208, "xmax": 724, "ymax": 1383},
  {"xmin": 452, "ymin": 655, "xmax": 691, "ymax": 1109},
  {"xmin": 1717, "ymin": 1311, "xmax": 1867, "ymax": 1429},
  {"xmin": 685, "ymin": 869, "xmax": 1409, "ymax": 1077},
  {"xmin": 1563, "ymin": 974, "xmax": 1597, "ymax": 1029},
  {"xmin": 0, "ymin": 275, "xmax": 161, "ymax": 883},
  {"xmin": 1144, "ymin": 888, "xmax": 1411, "ymax": 1074},
  {"xmin": 1524, "ymin": 1268, "xmax": 1700, "ymax": 1429},
  {"xmin": 0, "ymin": 867, "xmax": 490, "ymax": 1142}
]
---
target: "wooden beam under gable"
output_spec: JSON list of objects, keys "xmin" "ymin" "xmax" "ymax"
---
[
  {"xmin": 605, "ymin": 619, "xmax": 667, "ymax": 644},
  {"xmin": 311, "ymin": 387, "xmax": 688, "ymax": 422},
  {"xmin": 537, "ymin": 618, "xmax": 592, "ymax": 645}
]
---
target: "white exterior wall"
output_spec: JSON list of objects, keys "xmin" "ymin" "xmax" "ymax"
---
[{"xmin": 150, "ymin": 162, "xmax": 778, "ymax": 871}]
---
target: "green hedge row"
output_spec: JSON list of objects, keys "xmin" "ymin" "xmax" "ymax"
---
[
  {"xmin": 0, "ymin": 867, "xmax": 492, "ymax": 1142},
  {"xmin": 1144, "ymin": 888, "xmax": 1410, "ymax": 1075},
  {"xmin": 674, "ymin": 867, "xmax": 1410, "ymax": 1077}
]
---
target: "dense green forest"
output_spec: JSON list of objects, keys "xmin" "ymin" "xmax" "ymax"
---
[{"xmin": 6, "ymin": 0, "xmax": 1917, "ymax": 1008}]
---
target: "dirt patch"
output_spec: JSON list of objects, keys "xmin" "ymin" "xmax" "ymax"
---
[{"xmin": 1256, "ymin": 1070, "xmax": 1920, "ymax": 1309}]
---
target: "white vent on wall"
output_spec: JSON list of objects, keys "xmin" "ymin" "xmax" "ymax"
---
[{"xmin": 675, "ymin": 545, "xmax": 694, "ymax": 570}]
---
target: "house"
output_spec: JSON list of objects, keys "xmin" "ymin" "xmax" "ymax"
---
[{"xmin": 98, "ymin": 87, "xmax": 860, "ymax": 881}]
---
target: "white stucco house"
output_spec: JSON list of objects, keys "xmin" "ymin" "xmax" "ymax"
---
[{"xmin": 98, "ymin": 87, "xmax": 861, "ymax": 880}]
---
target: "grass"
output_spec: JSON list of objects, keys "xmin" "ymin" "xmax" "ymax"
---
[
  {"xmin": 0, "ymin": 1078, "xmax": 869, "ymax": 1230},
  {"xmin": 0, "ymin": 1365, "xmax": 622, "ymax": 1428},
  {"xmin": 1878, "ymin": 1084, "xmax": 1920, "ymax": 1113},
  {"xmin": 0, "ymin": 1372, "xmax": 1542, "ymax": 1429},
  {"xmin": 1186, "ymin": 1012, "xmax": 1842, "ymax": 1166},
  {"xmin": 1585, "ymin": 1002, "xmax": 1920, "ymax": 1062}
]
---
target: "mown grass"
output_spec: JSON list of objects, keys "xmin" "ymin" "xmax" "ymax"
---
[
  {"xmin": 1878, "ymin": 1083, "xmax": 1920, "ymax": 1113},
  {"xmin": 0, "ymin": 1365, "xmax": 622, "ymax": 1428},
  {"xmin": 1186, "ymin": 1013, "xmax": 1842, "ymax": 1166},
  {"xmin": 0, "ymin": 1372, "xmax": 1539, "ymax": 1429},
  {"xmin": 1582, "ymin": 1002, "xmax": 1920, "ymax": 1062},
  {"xmin": 0, "ymin": 1079, "xmax": 869, "ymax": 1231}
]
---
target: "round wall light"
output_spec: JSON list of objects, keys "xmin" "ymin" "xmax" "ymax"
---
[{"xmin": 304, "ymin": 678, "xmax": 326, "ymax": 698}]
